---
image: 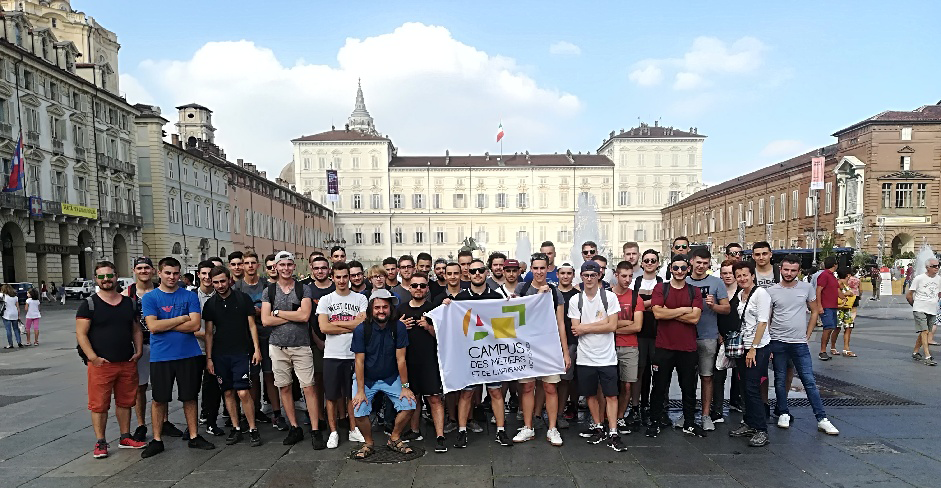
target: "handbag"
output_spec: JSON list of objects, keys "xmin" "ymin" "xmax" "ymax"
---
[
  {"xmin": 716, "ymin": 343, "xmax": 734, "ymax": 370},
  {"xmin": 725, "ymin": 288, "xmax": 755, "ymax": 359}
]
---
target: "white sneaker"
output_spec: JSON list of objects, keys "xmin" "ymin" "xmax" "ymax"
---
[
  {"xmin": 546, "ymin": 428, "xmax": 563, "ymax": 446},
  {"xmin": 817, "ymin": 418, "xmax": 839, "ymax": 435},
  {"xmin": 513, "ymin": 426, "xmax": 535, "ymax": 443},
  {"xmin": 777, "ymin": 413, "xmax": 791, "ymax": 429},
  {"xmin": 326, "ymin": 431, "xmax": 339, "ymax": 449},
  {"xmin": 349, "ymin": 427, "xmax": 366, "ymax": 443}
]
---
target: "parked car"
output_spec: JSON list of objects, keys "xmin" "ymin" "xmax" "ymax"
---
[
  {"xmin": 65, "ymin": 279, "xmax": 95, "ymax": 299},
  {"xmin": 3, "ymin": 282, "xmax": 34, "ymax": 304}
]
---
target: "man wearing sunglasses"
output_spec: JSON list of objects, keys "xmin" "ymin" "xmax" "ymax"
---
[
  {"xmin": 660, "ymin": 237, "xmax": 691, "ymax": 279},
  {"xmin": 304, "ymin": 255, "xmax": 335, "ymax": 408},
  {"xmin": 648, "ymin": 255, "xmax": 705, "ymax": 438},
  {"xmin": 686, "ymin": 248, "xmax": 730, "ymax": 431},
  {"xmin": 725, "ymin": 243, "xmax": 744, "ymax": 264},
  {"xmin": 234, "ymin": 251, "xmax": 279, "ymax": 428},
  {"xmin": 633, "ymin": 250, "xmax": 664, "ymax": 428},
  {"xmin": 265, "ymin": 254, "xmax": 278, "ymax": 283},
  {"xmin": 392, "ymin": 255, "xmax": 416, "ymax": 304},
  {"xmin": 124, "ymin": 257, "xmax": 163, "ymax": 443},
  {"xmin": 907, "ymin": 258, "xmax": 941, "ymax": 366}
]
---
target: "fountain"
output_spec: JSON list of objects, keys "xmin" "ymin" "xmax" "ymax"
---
[
  {"xmin": 515, "ymin": 234, "xmax": 531, "ymax": 265},
  {"xmin": 569, "ymin": 193, "xmax": 610, "ymax": 280},
  {"xmin": 913, "ymin": 241, "xmax": 936, "ymax": 276}
]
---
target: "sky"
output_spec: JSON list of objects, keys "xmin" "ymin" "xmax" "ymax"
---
[{"xmin": 88, "ymin": 0, "xmax": 941, "ymax": 183}]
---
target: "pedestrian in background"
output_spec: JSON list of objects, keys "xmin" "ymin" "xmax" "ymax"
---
[
  {"xmin": 40, "ymin": 281, "xmax": 49, "ymax": 302},
  {"xmin": 59, "ymin": 283, "xmax": 66, "ymax": 304},
  {"xmin": 25, "ymin": 288, "xmax": 41, "ymax": 346},
  {"xmin": 2, "ymin": 284, "xmax": 22, "ymax": 349}
]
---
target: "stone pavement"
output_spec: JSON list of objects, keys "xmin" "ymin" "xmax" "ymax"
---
[{"xmin": 1, "ymin": 296, "xmax": 941, "ymax": 487}]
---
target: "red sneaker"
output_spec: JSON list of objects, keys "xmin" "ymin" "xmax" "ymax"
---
[
  {"xmin": 93, "ymin": 441, "xmax": 109, "ymax": 459},
  {"xmin": 119, "ymin": 437, "xmax": 147, "ymax": 449}
]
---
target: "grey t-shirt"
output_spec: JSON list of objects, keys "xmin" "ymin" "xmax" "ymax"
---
[
  {"xmin": 391, "ymin": 284, "xmax": 412, "ymax": 305},
  {"xmin": 685, "ymin": 274, "xmax": 727, "ymax": 340},
  {"xmin": 263, "ymin": 281, "xmax": 313, "ymax": 347},
  {"xmin": 756, "ymin": 268, "xmax": 777, "ymax": 289},
  {"xmin": 768, "ymin": 281, "xmax": 816, "ymax": 343},
  {"xmin": 515, "ymin": 282, "xmax": 565, "ymax": 307},
  {"xmin": 233, "ymin": 279, "xmax": 268, "ymax": 339}
]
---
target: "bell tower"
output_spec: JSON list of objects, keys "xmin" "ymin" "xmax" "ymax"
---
[{"xmin": 175, "ymin": 103, "xmax": 216, "ymax": 147}]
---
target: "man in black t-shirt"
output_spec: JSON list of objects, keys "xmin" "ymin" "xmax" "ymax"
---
[
  {"xmin": 305, "ymin": 255, "xmax": 335, "ymax": 409},
  {"xmin": 556, "ymin": 263, "xmax": 580, "ymax": 420},
  {"xmin": 204, "ymin": 266, "xmax": 263, "ymax": 447}
]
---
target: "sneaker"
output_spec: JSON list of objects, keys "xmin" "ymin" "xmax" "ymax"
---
[
  {"xmin": 198, "ymin": 413, "xmax": 208, "ymax": 425},
  {"xmin": 644, "ymin": 425, "xmax": 660, "ymax": 438},
  {"xmin": 226, "ymin": 429, "xmax": 243, "ymax": 445},
  {"xmin": 683, "ymin": 424, "xmax": 707, "ymax": 438},
  {"xmin": 326, "ymin": 431, "xmax": 339, "ymax": 449},
  {"xmin": 516, "ymin": 410, "xmax": 523, "ymax": 421},
  {"xmin": 443, "ymin": 420, "xmax": 458, "ymax": 434},
  {"xmin": 468, "ymin": 420, "xmax": 484, "ymax": 433},
  {"xmin": 587, "ymin": 428, "xmax": 607, "ymax": 445},
  {"xmin": 657, "ymin": 414, "xmax": 674, "ymax": 428},
  {"xmin": 132, "ymin": 425, "xmax": 148, "ymax": 443},
  {"xmin": 140, "ymin": 439, "xmax": 164, "ymax": 458},
  {"xmin": 454, "ymin": 430, "xmax": 468, "ymax": 448},
  {"xmin": 579, "ymin": 423, "xmax": 600, "ymax": 438},
  {"xmin": 617, "ymin": 418, "xmax": 631, "ymax": 435},
  {"xmin": 607, "ymin": 433, "xmax": 627, "ymax": 452},
  {"xmin": 250, "ymin": 429, "xmax": 262, "ymax": 447},
  {"xmin": 162, "ymin": 421, "xmax": 184, "ymax": 437},
  {"xmin": 93, "ymin": 441, "xmax": 109, "ymax": 459},
  {"xmin": 489, "ymin": 414, "xmax": 496, "ymax": 425},
  {"xmin": 495, "ymin": 429, "xmax": 513, "ymax": 446},
  {"xmin": 546, "ymin": 428, "xmax": 563, "ymax": 447},
  {"xmin": 283, "ymin": 426, "xmax": 304, "ymax": 445},
  {"xmin": 119, "ymin": 436, "xmax": 147, "ymax": 449},
  {"xmin": 206, "ymin": 423, "xmax": 225, "ymax": 437},
  {"xmin": 435, "ymin": 435, "xmax": 448, "ymax": 453},
  {"xmin": 729, "ymin": 425, "xmax": 757, "ymax": 438},
  {"xmin": 556, "ymin": 416, "xmax": 570, "ymax": 429},
  {"xmin": 712, "ymin": 415, "xmax": 725, "ymax": 424},
  {"xmin": 925, "ymin": 357, "xmax": 938, "ymax": 367},
  {"xmin": 274, "ymin": 415, "xmax": 289, "ymax": 432},
  {"xmin": 188, "ymin": 435, "xmax": 216, "ymax": 450},
  {"xmin": 777, "ymin": 413, "xmax": 792, "ymax": 429},
  {"xmin": 818, "ymin": 352, "xmax": 831, "ymax": 361},
  {"xmin": 912, "ymin": 352, "xmax": 924, "ymax": 361},
  {"xmin": 702, "ymin": 416, "xmax": 716, "ymax": 432},
  {"xmin": 402, "ymin": 429, "xmax": 423, "ymax": 442},
  {"xmin": 817, "ymin": 418, "xmax": 840, "ymax": 435},
  {"xmin": 563, "ymin": 405, "xmax": 576, "ymax": 421},
  {"xmin": 748, "ymin": 430, "xmax": 769, "ymax": 447},
  {"xmin": 728, "ymin": 403, "xmax": 744, "ymax": 413},
  {"xmin": 349, "ymin": 427, "xmax": 366, "ymax": 443},
  {"xmin": 624, "ymin": 409, "xmax": 640, "ymax": 427},
  {"xmin": 512, "ymin": 426, "xmax": 535, "ymax": 443},
  {"xmin": 255, "ymin": 411, "xmax": 272, "ymax": 424}
]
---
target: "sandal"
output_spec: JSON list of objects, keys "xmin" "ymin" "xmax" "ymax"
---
[
  {"xmin": 352, "ymin": 444, "xmax": 375, "ymax": 459},
  {"xmin": 843, "ymin": 350, "xmax": 857, "ymax": 357},
  {"xmin": 830, "ymin": 349, "xmax": 841, "ymax": 356},
  {"xmin": 387, "ymin": 438, "xmax": 414, "ymax": 455}
]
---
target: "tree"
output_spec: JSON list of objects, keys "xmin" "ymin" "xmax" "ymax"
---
[{"xmin": 852, "ymin": 251, "xmax": 874, "ymax": 270}]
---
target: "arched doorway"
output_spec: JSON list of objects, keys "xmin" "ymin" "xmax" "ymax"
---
[
  {"xmin": 198, "ymin": 238, "xmax": 209, "ymax": 261},
  {"xmin": 219, "ymin": 247, "xmax": 227, "ymax": 259},
  {"xmin": 113, "ymin": 234, "xmax": 129, "ymax": 277},
  {"xmin": 77, "ymin": 230, "xmax": 95, "ymax": 279},
  {"xmin": 0, "ymin": 222, "xmax": 26, "ymax": 283},
  {"xmin": 892, "ymin": 233, "xmax": 915, "ymax": 256}
]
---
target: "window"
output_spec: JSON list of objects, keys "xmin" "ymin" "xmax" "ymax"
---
[
  {"xmin": 738, "ymin": 203, "xmax": 743, "ymax": 225},
  {"xmin": 169, "ymin": 197, "xmax": 179, "ymax": 222},
  {"xmin": 76, "ymin": 175, "xmax": 87, "ymax": 205},
  {"xmin": 413, "ymin": 194, "xmax": 424, "ymax": 209},
  {"xmin": 333, "ymin": 156, "xmax": 342, "ymax": 169},
  {"xmin": 392, "ymin": 194, "xmax": 403, "ymax": 209},
  {"xmin": 352, "ymin": 194, "xmax": 362, "ymax": 209},
  {"xmin": 635, "ymin": 228, "xmax": 646, "ymax": 241},
  {"xmin": 560, "ymin": 191, "xmax": 568, "ymax": 208},
  {"xmin": 747, "ymin": 201, "xmax": 753, "ymax": 226},
  {"xmin": 653, "ymin": 191, "xmax": 662, "ymax": 205},
  {"xmin": 185, "ymin": 202, "xmax": 192, "ymax": 225},
  {"xmin": 895, "ymin": 183, "xmax": 913, "ymax": 208},
  {"xmin": 917, "ymin": 183, "xmax": 927, "ymax": 208},
  {"xmin": 371, "ymin": 194, "xmax": 382, "ymax": 209},
  {"xmin": 27, "ymin": 164, "xmax": 41, "ymax": 198},
  {"xmin": 758, "ymin": 198, "xmax": 764, "ymax": 224},
  {"xmin": 474, "ymin": 193, "xmax": 486, "ymax": 209},
  {"xmin": 517, "ymin": 192, "xmax": 529, "ymax": 208},
  {"xmin": 672, "ymin": 154, "xmax": 679, "ymax": 167},
  {"xmin": 805, "ymin": 193, "xmax": 815, "ymax": 217},
  {"xmin": 619, "ymin": 191, "xmax": 630, "ymax": 206},
  {"xmin": 224, "ymin": 211, "xmax": 229, "ymax": 231},
  {"xmin": 791, "ymin": 190, "xmax": 798, "ymax": 219},
  {"xmin": 668, "ymin": 191, "xmax": 681, "ymax": 205},
  {"xmin": 539, "ymin": 191, "xmax": 547, "ymax": 208},
  {"xmin": 352, "ymin": 157, "xmax": 360, "ymax": 169},
  {"xmin": 654, "ymin": 154, "xmax": 661, "ymax": 167},
  {"xmin": 318, "ymin": 157, "xmax": 326, "ymax": 169},
  {"xmin": 496, "ymin": 193, "xmax": 508, "ymax": 208},
  {"xmin": 23, "ymin": 70, "xmax": 34, "ymax": 91},
  {"xmin": 436, "ymin": 227, "xmax": 446, "ymax": 244},
  {"xmin": 112, "ymin": 185, "xmax": 121, "ymax": 212},
  {"xmin": 498, "ymin": 225, "xmax": 506, "ymax": 243},
  {"xmin": 371, "ymin": 155, "xmax": 379, "ymax": 169},
  {"xmin": 415, "ymin": 228, "xmax": 425, "ymax": 244},
  {"xmin": 902, "ymin": 127, "xmax": 912, "ymax": 141},
  {"xmin": 780, "ymin": 193, "xmax": 786, "ymax": 221},
  {"xmin": 602, "ymin": 192, "xmax": 610, "ymax": 207},
  {"xmin": 688, "ymin": 154, "xmax": 696, "ymax": 166},
  {"xmin": 50, "ymin": 171, "xmax": 66, "ymax": 202},
  {"xmin": 728, "ymin": 206, "xmax": 733, "ymax": 229},
  {"xmin": 394, "ymin": 227, "xmax": 403, "ymax": 244},
  {"xmin": 303, "ymin": 158, "xmax": 310, "ymax": 170},
  {"xmin": 25, "ymin": 107, "xmax": 40, "ymax": 133},
  {"xmin": 825, "ymin": 182, "xmax": 833, "ymax": 213},
  {"xmin": 453, "ymin": 193, "xmax": 466, "ymax": 208},
  {"xmin": 432, "ymin": 194, "xmax": 442, "ymax": 209},
  {"xmin": 769, "ymin": 195, "xmax": 775, "ymax": 222},
  {"xmin": 373, "ymin": 227, "xmax": 383, "ymax": 245},
  {"xmin": 900, "ymin": 156, "xmax": 911, "ymax": 171},
  {"xmin": 354, "ymin": 229, "xmax": 363, "ymax": 245},
  {"xmin": 206, "ymin": 206, "xmax": 212, "ymax": 229},
  {"xmin": 557, "ymin": 226, "xmax": 571, "ymax": 242},
  {"xmin": 637, "ymin": 153, "xmax": 645, "ymax": 167},
  {"xmin": 636, "ymin": 190, "xmax": 645, "ymax": 205}
]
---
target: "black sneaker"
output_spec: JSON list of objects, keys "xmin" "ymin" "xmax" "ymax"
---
[
  {"xmin": 494, "ymin": 430, "xmax": 512, "ymax": 446},
  {"xmin": 132, "ymin": 425, "xmax": 148, "ymax": 443},
  {"xmin": 162, "ymin": 421, "xmax": 184, "ymax": 437},
  {"xmin": 310, "ymin": 429, "xmax": 326, "ymax": 450},
  {"xmin": 249, "ymin": 429, "xmax": 262, "ymax": 447},
  {"xmin": 608, "ymin": 433, "xmax": 627, "ymax": 452},
  {"xmin": 579, "ymin": 424, "xmax": 599, "ymax": 438},
  {"xmin": 616, "ymin": 418, "xmax": 632, "ymax": 435},
  {"xmin": 435, "ymin": 435, "xmax": 448, "ymax": 453},
  {"xmin": 226, "ymin": 429, "xmax": 243, "ymax": 445},
  {"xmin": 640, "ymin": 407, "xmax": 650, "ymax": 427},
  {"xmin": 644, "ymin": 425, "xmax": 660, "ymax": 438},
  {"xmin": 454, "ymin": 430, "xmax": 468, "ymax": 448},
  {"xmin": 140, "ymin": 439, "xmax": 164, "ymax": 458},
  {"xmin": 748, "ymin": 430, "xmax": 769, "ymax": 447},
  {"xmin": 206, "ymin": 423, "xmax": 225, "ymax": 437},
  {"xmin": 728, "ymin": 403, "xmax": 744, "ymax": 413},
  {"xmin": 402, "ymin": 429, "xmax": 423, "ymax": 442},
  {"xmin": 729, "ymin": 425, "xmax": 757, "ymax": 438},
  {"xmin": 255, "ymin": 411, "xmax": 272, "ymax": 424},
  {"xmin": 188, "ymin": 435, "xmax": 216, "ymax": 450},
  {"xmin": 283, "ymin": 426, "xmax": 304, "ymax": 445},
  {"xmin": 624, "ymin": 409, "xmax": 640, "ymax": 427},
  {"xmin": 657, "ymin": 415, "xmax": 673, "ymax": 428},
  {"xmin": 274, "ymin": 415, "xmax": 289, "ymax": 432},
  {"xmin": 682, "ymin": 424, "xmax": 707, "ymax": 438},
  {"xmin": 587, "ymin": 428, "xmax": 606, "ymax": 445},
  {"xmin": 913, "ymin": 352, "xmax": 924, "ymax": 361},
  {"xmin": 198, "ymin": 413, "xmax": 208, "ymax": 425},
  {"xmin": 818, "ymin": 352, "xmax": 831, "ymax": 361}
]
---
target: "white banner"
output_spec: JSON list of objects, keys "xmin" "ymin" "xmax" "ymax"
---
[
  {"xmin": 811, "ymin": 156, "xmax": 825, "ymax": 190},
  {"xmin": 426, "ymin": 293, "xmax": 565, "ymax": 393}
]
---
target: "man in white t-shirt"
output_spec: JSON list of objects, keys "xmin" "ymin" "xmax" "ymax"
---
[
  {"xmin": 907, "ymin": 258, "xmax": 941, "ymax": 366},
  {"xmin": 317, "ymin": 262, "xmax": 369, "ymax": 448},
  {"xmin": 569, "ymin": 261, "xmax": 625, "ymax": 452}
]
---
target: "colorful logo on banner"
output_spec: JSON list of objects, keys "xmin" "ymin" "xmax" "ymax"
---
[
  {"xmin": 811, "ymin": 156, "xmax": 825, "ymax": 190},
  {"xmin": 462, "ymin": 304, "xmax": 526, "ymax": 340},
  {"xmin": 326, "ymin": 169, "xmax": 339, "ymax": 202}
]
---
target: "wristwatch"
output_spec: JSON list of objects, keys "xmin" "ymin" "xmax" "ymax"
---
[
  {"xmin": 273, "ymin": 310, "xmax": 280, "ymax": 317},
  {"xmin": 403, "ymin": 382, "xmax": 410, "ymax": 389}
]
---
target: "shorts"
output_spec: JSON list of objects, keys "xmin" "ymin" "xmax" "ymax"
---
[
  {"xmin": 696, "ymin": 339, "xmax": 718, "ymax": 377},
  {"xmin": 150, "ymin": 356, "xmax": 202, "ymax": 403},
  {"xmin": 137, "ymin": 343, "xmax": 151, "ymax": 386},
  {"xmin": 313, "ymin": 344, "xmax": 325, "ymax": 374},
  {"xmin": 352, "ymin": 377, "xmax": 416, "ymax": 417},
  {"xmin": 258, "ymin": 336, "xmax": 272, "ymax": 373},
  {"xmin": 576, "ymin": 364, "xmax": 618, "ymax": 397},
  {"xmin": 269, "ymin": 345, "xmax": 315, "ymax": 388},
  {"xmin": 518, "ymin": 375, "xmax": 561, "ymax": 384},
  {"xmin": 323, "ymin": 358, "xmax": 354, "ymax": 401},
  {"xmin": 838, "ymin": 309, "xmax": 855, "ymax": 329},
  {"xmin": 87, "ymin": 361, "xmax": 139, "ymax": 413},
  {"xmin": 462, "ymin": 382, "xmax": 503, "ymax": 392},
  {"xmin": 914, "ymin": 312, "xmax": 937, "ymax": 333},
  {"xmin": 214, "ymin": 354, "xmax": 252, "ymax": 391},
  {"xmin": 821, "ymin": 308, "xmax": 838, "ymax": 330},
  {"xmin": 616, "ymin": 346, "xmax": 640, "ymax": 383},
  {"xmin": 24, "ymin": 318, "xmax": 39, "ymax": 331},
  {"xmin": 560, "ymin": 344, "xmax": 577, "ymax": 381}
]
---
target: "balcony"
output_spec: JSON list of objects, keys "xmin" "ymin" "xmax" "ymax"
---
[
  {"xmin": 52, "ymin": 138, "xmax": 64, "ymax": 155},
  {"xmin": 26, "ymin": 131, "xmax": 40, "ymax": 147},
  {"xmin": 102, "ymin": 210, "xmax": 143, "ymax": 227},
  {"xmin": 0, "ymin": 192, "xmax": 27, "ymax": 212},
  {"xmin": 0, "ymin": 123, "xmax": 12, "ymax": 140},
  {"xmin": 41, "ymin": 200, "xmax": 62, "ymax": 215},
  {"xmin": 96, "ymin": 153, "xmax": 136, "ymax": 177},
  {"xmin": 75, "ymin": 147, "xmax": 86, "ymax": 161}
]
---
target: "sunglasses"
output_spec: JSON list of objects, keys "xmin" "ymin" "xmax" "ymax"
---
[
  {"xmin": 468, "ymin": 268, "xmax": 487, "ymax": 275},
  {"xmin": 266, "ymin": 265, "xmax": 274, "ymax": 270},
  {"xmin": 929, "ymin": 265, "xmax": 940, "ymax": 269},
  {"xmin": 672, "ymin": 265, "xmax": 689, "ymax": 272},
  {"xmin": 643, "ymin": 258, "xmax": 659, "ymax": 264},
  {"xmin": 674, "ymin": 244, "xmax": 689, "ymax": 250},
  {"xmin": 410, "ymin": 283, "xmax": 428, "ymax": 289},
  {"xmin": 727, "ymin": 251, "xmax": 742, "ymax": 256},
  {"xmin": 400, "ymin": 264, "xmax": 414, "ymax": 269},
  {"xmin": 96, "ymin": 273, "xmax": 115, "ymax": 279},
  {"xmin": 582, "ymin": 249, "xmax": 596, "ymax": 255}
]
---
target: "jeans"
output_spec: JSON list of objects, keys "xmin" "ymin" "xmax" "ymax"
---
[
  {"xmin": 770, "ymin": 341, "xmax": 827, "ymax": 421},
  {"xmin": 4, "ymin": 319, "xmax": 21, "ymax": 347},
  {"xmin": 649, "ymin": 348, "xmax": 698, "ymax": 426},
  {"xmin": 737, "ymin": 346, "xmax": 771, "ymax": 432}
]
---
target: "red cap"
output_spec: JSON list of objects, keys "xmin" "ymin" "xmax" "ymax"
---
[{"xmin": 504, "ymin": 259, "xmax": 521, "ymax": 269}]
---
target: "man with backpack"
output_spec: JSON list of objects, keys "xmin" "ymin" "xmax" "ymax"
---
[
  {"xmin": 633, "ymin": 249, "xmax": 663, "ymax": 427},
  {"xmin": 647, "ymin": 255, "xmax": 705, "ymax": 438},
  {"xmin": 611, "ymin": 261, "xmax": 645, "ymax": 434},
  {"xmin": 76, "ymin": 261, "xmax": 147, "ymax": 459},
  {"xmin": 686, "ymin": 248, "xmax": 730, "ymax": 431}
]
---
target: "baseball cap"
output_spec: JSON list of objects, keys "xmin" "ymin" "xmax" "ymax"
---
[
  {"xmin": 368, "ymin": 288, "xmax": 399, "ymax": 307},
  {"xmin": 504, "ymin": 259, "xmax": 521, "ymax": 269},
  {"xmin": 274, "ymin": 251, "xmax": 294, "ymax": 263},
  {"xmin": 580, "ymin": 261, "xmax": 601, "ymax": 274},
  {"xmin": 134, "ymin": 257, "xmax": 153, "ymax": 267},
  {"xmin": 558, "ymin": 262, "xmax": 575, "ymax": 271}
]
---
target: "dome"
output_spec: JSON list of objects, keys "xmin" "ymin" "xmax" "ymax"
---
[{"xmin": 278, "ymin": 160, "xmax": 295, "ymax": 185}]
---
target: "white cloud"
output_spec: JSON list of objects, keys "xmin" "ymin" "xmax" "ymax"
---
[
  {"xmin": 119, "ymin": 73, "xmax": 155, "ymax": 104},
  {"xmin": 124, "ymin": 23, "xmax": 581, "ymax": 176},
  {"xmin": 628, "ymin": 36, "xmax": 767, "ymax": 89},
  {"xmin": 628, "ymin": 64, "xmax": 663, "ymax": 86},
  {"xmin": 549, "ymin": 41, "xmax": 581, "ymax": 56},
  {"xmin": 673, "ymin": 72, "xmax": 706, "ymax": 91},
  {"xmin": 760, "ymin": 139, "xmax": 809, "ymax": 159}
]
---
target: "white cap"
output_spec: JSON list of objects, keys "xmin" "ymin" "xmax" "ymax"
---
[{"xmin": 274, "ymin": 251, "xmax": 294, "ymax": 264}]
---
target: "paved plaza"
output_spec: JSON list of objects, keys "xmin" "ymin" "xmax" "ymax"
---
[{"xmin": 1, "ymin": 296, "xmax": 940, "ymax": 487}]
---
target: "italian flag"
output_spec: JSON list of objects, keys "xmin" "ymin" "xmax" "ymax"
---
[{"xmin": 496, "ymin": 122, "xmax": 505, "ymax": 143}]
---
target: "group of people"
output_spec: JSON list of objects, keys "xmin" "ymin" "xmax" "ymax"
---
[
  {"xmin": 78, "ymin": 237, "xmax": 857, "ymax": 461},
  {"xmin": 3, "ymin": 286, "xmax": 42, "ymax": 349}
]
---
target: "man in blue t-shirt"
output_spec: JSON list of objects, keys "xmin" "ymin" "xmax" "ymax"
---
[{"xmin": 139, "ymin": 257, "xmax": 214, "ymax": 458}]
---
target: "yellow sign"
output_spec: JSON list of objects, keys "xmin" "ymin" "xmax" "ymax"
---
[{"xmin": 62, "ymin": 204, "xmax": 98, "ymax": 219}]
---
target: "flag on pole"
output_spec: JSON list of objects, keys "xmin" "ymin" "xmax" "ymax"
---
[
  {"xmin": 3, "ymin": 134, "xmax": 24, "ymax": 193},
  {"xmin": 496, "ymin": 122, "xmax": 504, "ymax": 143}
]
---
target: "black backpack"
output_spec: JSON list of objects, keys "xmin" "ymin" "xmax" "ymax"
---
[
  {"xmin": 76, "ymin": 294, "xmax": 133, "ymax": 364},
  {"xmin": 576, "ymin": 288, "xmax": 609, "ymax": 313},
  {"xmin": 519, "ymin": 279, "xmax": 561, "ymax": 308},
  {"xmin": 631, "ymin": 275, "xmax": 663, "ymax": 311},
  {"xmin": 266, "ymin": 282, "xmax": 305, "ymax": 311},
  {"xmin": 661, "ymin": 282, "xmax": 695, "ymax": 305}
]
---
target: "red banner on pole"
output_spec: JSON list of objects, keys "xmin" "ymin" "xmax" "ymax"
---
[{"xmin": 811, "ymin": 157, "xmax": 824, "ymax": 190}]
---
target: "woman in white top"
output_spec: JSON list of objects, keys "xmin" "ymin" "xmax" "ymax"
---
[
  {"xmin": 25, "ymin": 288, "xmax": 41, "ymax": 346},
  {"xmin": 729, "ymin": 261, "xmax": 771, "ymax": 447},
  {"xmin": 2, "ymin": 284, "xmax": 22, "ymax": 349}
]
